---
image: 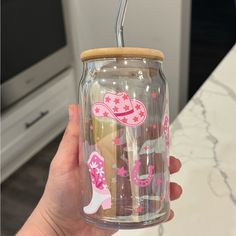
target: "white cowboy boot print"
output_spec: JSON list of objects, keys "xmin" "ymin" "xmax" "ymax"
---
[{"xmin": 83, "ymin": 151, "xmax": 112, "ymax": 214}]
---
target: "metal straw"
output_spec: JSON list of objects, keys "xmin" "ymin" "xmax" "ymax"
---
[{"xmin": 116, "ymin": 0, "xmax": 128, "ymax": 47}]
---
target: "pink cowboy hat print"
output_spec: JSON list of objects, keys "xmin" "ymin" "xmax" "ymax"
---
[{"xmin": 92, "ymin": 92, "xmax": 147, "ymax": 127}]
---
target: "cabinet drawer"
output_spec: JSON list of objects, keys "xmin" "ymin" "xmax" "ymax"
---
[{"xmin": 1, "ymin": 68, "xmax": 77, "ymax": 171}]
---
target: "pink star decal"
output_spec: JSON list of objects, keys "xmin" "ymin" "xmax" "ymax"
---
[
  {"xmin": 152, "ymin": 124, "xmax": 157, "ymax": 129},
  {"xmin": 156, "ymin": 178, "xmax": 162, "ymax": 186},
  {"xmin": 117, "ymin": 167, "xmax": 127, "ymax": 177},
  {"xmin": 133, "ymin": 116, "xmax": 138, "ymax": 122},
  {"xmin": 135, "ymin": 206, "xmax": 143, "ymax": 213},
  {"xmin": 95, "ymin": 108, "xmax": 100, "ymax": 113},
  {"xmin": 113, "ymin": 137, "xmax": 120, "ymax": 145},
  {"xmin": 114, "ymin": 98, "xmax": 120, "ymax": 104},
  {"xmin": 113, "ymin": 106, "xmax": 119, "ymax": 112},
  {"xmin": 139, "ymin": 111, "xmax": 144, "ymax": 117},
  {"xmin": 144, "ymin": 146, "xmax": 149, "ymax": 151},
  {"xmin": 124, "ymin": 105, "xmax": 130, "ymax": 111},
  {"xmin": 103, "ymin": 111, "xmax": 109, "ymax": 117},
  {"xmin": 105, "ymin": 96, "xmax": 111, "ymax": 103},
  {"xmin": 122, "ymin": 117, "xmax": 128, "ymax": 123},
  {"xmin": 122, "ymin": 94, "xmax": 129, "ymax": 100},
  {"xmin": 135, "ymin": 104, "xmax": 141, "ymax": 110},
  {"xmin": 151, "ymin": 91, "xmax": 157, "ymax": 98}
]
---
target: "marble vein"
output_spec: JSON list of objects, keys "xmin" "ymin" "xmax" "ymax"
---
[
  {"xmin": 210, "ymin": 76, "xmax": 236, "ymax": 101},
  {"xmin": 193, "ymin": 91, "xmax": 236, "ymax": 206}
]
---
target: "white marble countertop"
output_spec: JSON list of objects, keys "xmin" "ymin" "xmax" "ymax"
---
[{"xmin": 116, "ymin": 45, "xmax": 236, "ymax": 236}]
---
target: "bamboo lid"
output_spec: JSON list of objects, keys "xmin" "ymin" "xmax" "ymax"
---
[{"xmin": 80, "ymin": 47, "xmax": 164, "ymax": 61}]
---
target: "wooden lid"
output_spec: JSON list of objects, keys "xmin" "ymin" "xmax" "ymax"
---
[{"xmin": 80, "ymin": 47, "xmax": 164, "ymax": 61}]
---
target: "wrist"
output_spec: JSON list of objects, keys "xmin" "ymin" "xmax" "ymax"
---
[{"xmin": 17, "ymin": 201, "xmax": 64, "ymax": 236}]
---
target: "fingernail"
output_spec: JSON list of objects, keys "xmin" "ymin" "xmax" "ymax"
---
[
  {"xmin": 177, "ymin": 184, "xmax": 183, "ymax": 195},
  {"xmin": 177, "ymin": 158, "xmax": 182, "ymax": 169}
]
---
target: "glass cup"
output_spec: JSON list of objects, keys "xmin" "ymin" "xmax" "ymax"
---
[{"xmin": 79, "ymin": 48, "xmax": 170, "ymax": 229}]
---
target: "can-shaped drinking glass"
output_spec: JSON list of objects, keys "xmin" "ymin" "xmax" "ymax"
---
[{"xmin": 79, "ymin": 48, "xmax": 170, "ymax": 229}]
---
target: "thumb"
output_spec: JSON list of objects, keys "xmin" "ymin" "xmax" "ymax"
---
[{"xmin": 50, "ymin": 104, "xmax": 80, "ymax": 175}]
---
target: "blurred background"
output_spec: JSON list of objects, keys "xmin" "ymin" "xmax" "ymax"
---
[{"xmin": 1, "ymin": 0, "xmax": 236, "ymax": 235}]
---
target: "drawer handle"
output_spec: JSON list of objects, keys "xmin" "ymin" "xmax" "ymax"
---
[{"xmin": 25, "ymin": 110, "xmax": 49, "ymax": 129}]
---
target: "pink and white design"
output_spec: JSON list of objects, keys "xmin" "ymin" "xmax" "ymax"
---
[
  {"xmin": 92, "ymin": 92, "xmax": 147, "ymax": 127},
  {"xmin": 83, "ymin": 151, "xmax": 111, "ymax": 214},
  {"xmin": 163, "ymin": 114, "xmax": 169, "ymax": 148},
  {"xmin": 131, "ymin": 160, "xmax": 154, "ymax": 187}
]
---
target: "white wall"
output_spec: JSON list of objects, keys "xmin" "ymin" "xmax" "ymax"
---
[{"xmin": 67, "ymin": 0, "xmax": 191, "ymax": 121}]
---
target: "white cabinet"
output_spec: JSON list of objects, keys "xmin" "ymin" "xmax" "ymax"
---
[{"xmin": 1, "ymin": 68, "xmax": 77, "ymax": 182}]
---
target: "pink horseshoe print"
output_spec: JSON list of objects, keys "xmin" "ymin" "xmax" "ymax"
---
[{"xmin": 131, "ymin": 160, "xmax": 154, "ymax": 187}]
